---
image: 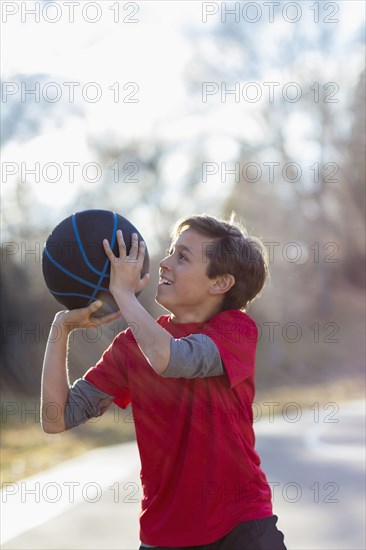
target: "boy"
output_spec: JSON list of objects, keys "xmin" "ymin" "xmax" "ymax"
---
[{"xmin": 41, "ymin": 214, "xmax": 287, "ymax": 550}]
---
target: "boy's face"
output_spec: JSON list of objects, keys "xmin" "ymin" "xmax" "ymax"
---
[{"xmin": 156, "ymin": 228, "xmax": 222, "ymax": 322}]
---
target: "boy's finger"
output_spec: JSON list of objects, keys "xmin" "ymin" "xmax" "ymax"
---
[
  {"xmin": 129, "ymin": 233, "xmax": 139, "ymax": 258},
  {"xmin": 88, "ymin": 300, "xmax": 103, "ymax": 313},
  {"xmin": 103, "ymin": 238, "xmax": 115, "ymax": 260},
  {"xmin": 116, "ymin": 229, "xmax": 127, "ymax": 257},
  {"xmin": 138, "ymin": 240, "xmax": 145, "ymax": 263}
]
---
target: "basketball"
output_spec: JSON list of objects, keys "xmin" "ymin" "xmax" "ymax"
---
[{"xmin": 42, "ymin": 209, "xmax": 149, "ymax": 316}]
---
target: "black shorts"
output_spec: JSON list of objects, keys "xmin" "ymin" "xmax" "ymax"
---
[{"xmin": 139, "ymin": 515, "xmax": 287, "ymax": 550}]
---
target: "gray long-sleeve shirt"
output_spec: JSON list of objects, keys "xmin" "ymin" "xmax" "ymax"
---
[{"xmin": 64, "ymin": 334, "xmax": 223, "ymax": 430}]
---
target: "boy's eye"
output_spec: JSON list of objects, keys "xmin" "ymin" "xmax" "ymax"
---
[{"xmin": 166, "ymin": 248, "xmax": 187, "ymax": 261}]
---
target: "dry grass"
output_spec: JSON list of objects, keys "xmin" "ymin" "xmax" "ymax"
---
[
  {"xmin": 1, "ymin": 404, "xmax": 136, "ymax": 484},
  {"xmin": 256, "ymin": 375, "xmax": 365, "ymax": 408}
]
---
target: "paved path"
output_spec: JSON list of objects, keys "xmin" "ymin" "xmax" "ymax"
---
[
  {"xmin": 1, "ymin": 400, "xmax": 365, "ymax": 550},
  {"xmin": 253, "ymin": 398, "xmax": 365, "ymax": 550}
]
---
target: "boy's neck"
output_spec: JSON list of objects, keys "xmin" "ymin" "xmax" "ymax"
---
[{"xmin": 169, "ymin": 304, "xmax": 223, "ymax": 324}]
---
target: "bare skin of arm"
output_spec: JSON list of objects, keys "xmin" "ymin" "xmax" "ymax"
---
[
  {"xmin": 41, "ymin": 302, "xmax": 121, "ymax": 434},
  {"xmin": 103, "ymin": 231, "xmax": 172, "ymax": 374}
]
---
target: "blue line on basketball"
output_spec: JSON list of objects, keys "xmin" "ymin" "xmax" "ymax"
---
[
  {"xmin": 86, "ymin": 212, "xmax": 118, "ymax": 305},
  {"xmin": 43, "ymin": 247, "xmax": 109, "ymax": 291},
  {"xmin": 71, "ymin": 214, "xmax": 110, "ymax": 278},
  {"xmin": 42, "ymin": 209, "xmax": 150, "ymax": 314}
]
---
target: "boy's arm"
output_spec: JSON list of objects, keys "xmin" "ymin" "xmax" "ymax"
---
[
  {"xmin": 65, "ymin": 379, "xmax": 114, "ymax": 429},
  {"xmin": 103, "ymin": 231, "xmax": 172, "ymax": 375},
  {"xmin": 161, "ymin": 334, "xmax": 224, "ymax": 379},
  {"xmin": 111, "ymin": 293, "xmax": 172, "ymax": 374},
  {"xmin": 41, "ymin": 313, "xmax": 72, "ymax": 433},
  {"xmin": 41, "ymin": 301, "xmax": 121, "ymax": 433}
]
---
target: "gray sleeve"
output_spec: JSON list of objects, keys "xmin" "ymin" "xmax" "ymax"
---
[
  {"xmin": 160, "ymin": 334, "xmax": 224, "ymax": 379},
  {"xmin": 64, "ymin": 379, "xmax": 114, "ymax": 430}
]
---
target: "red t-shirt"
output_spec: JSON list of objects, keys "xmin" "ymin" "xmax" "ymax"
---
[{"xmin": 84, "ymin": 310, "xmax": 273, "ymax": 546}]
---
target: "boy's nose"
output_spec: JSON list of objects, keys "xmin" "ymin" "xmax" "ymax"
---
[{"xmin": 159, "ymin": 255, "xmax": 171, "ymax": 270}]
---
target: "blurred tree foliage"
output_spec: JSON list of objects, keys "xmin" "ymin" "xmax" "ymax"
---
[{"xmin": 1, "ymin": 19, "xmax": 365, "ymax": 398}]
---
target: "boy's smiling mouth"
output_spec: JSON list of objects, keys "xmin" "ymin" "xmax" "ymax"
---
[{"xmin": 159, "ymin": 276, "xmax": 173, "ymax": 286}]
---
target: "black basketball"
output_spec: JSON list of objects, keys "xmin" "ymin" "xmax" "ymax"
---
[{"xmin": 42, "ymin": 209, "xmax": 149, "ymax": 316}]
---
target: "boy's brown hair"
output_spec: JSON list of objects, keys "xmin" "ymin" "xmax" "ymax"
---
[{"xmin": 172, "ymin": 213, "xmax": 269, "ymax": 311}]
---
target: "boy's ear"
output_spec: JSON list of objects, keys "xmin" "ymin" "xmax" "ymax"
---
[{"xmin": 209, "ymin": 274, "xmax": 235, "ymax": 296}]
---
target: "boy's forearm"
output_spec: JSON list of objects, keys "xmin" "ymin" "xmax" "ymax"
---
[
  {"xmin": 41, "ymin": 320, "xmax": 71, "ymax": 433},
  {"xmin": 40, "ymin": 302, "xmax": 122, "ymax": 434},
  {"xmin": 113, "ymin": 292, "xmax": 171, "ymax": 374}
]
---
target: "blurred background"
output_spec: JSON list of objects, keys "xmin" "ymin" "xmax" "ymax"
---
[{"xmin": 1, "ymin": 0, "xmax": 365, "ymax": 509}]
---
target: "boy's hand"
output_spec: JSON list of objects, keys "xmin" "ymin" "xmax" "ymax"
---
[
  {"xmin": 53, "ymin": 301, "xmax": 122, "ymax": 334},
  {"xmin": 103, "ymin": 230, "xmax": 149, "ymax": 299}
]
